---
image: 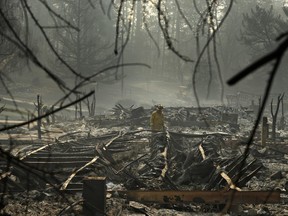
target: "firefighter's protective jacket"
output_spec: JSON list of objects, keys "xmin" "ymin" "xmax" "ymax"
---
[{"xmin": 150, "ymin": 110, "xmax": 164, "ymax": 131}]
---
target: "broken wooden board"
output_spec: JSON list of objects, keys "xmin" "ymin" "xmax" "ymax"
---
[{"xmin": 117, "ymin": 190, "xmax": 281, "ymax": 205}]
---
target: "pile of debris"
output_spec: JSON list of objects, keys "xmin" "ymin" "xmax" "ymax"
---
[{"xmin": 0, "ymin": 104, "xmax": 288, "ymax": 215}]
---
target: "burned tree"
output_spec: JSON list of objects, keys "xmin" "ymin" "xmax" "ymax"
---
[
  {"xmin": 279, "ymin": 94, "xmax": 286, "ymax": 130},
  {"xmin": 86, "ymin": 90, "xmax": 96, "ymax": 117},
  {"xmin": 34, "ymin": 95, "xmax": 43, "ymax": 139},
  {"xmin": 270, "ymin": 93, "xmax": 284, "ymax": 140}
]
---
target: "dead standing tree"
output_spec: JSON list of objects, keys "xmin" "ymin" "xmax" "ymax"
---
[
  {"xmin": 270, "ymin": 93, "xmax": 284, "ymax": 140},
  {"xmin": 279, "ymin": 94, "xmax": 286, "ymax": 130},
  {"xmin": 34, "ymin": 94, "xmax": 43, "ymax": 140},
  {"xmin": 75, "ymin": 94, "xmax": 83, "ymax": 120},
  {"xmin": 85, "ymin": 90, "xmax": 96, "ymax": 117}
]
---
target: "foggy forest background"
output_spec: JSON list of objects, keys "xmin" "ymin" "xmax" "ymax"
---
[{"xmin": 1, "ymin": 0, "xmax": 288, "ymax": 121}]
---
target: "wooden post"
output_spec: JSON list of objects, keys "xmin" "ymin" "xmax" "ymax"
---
[
  {"xmin": 37, "ymin": 95, "xmax": 42, "ymax": 140},
  {"xmin": 261, "ymin": 117, "xmax": 268, "ymax": 145},
  {"xmin": 83, "ymin": 176, "xmax": 106, "ymax": 216}
]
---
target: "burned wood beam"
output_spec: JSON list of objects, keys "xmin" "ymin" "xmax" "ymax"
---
[
  {"xmin": 160, "ymin": 131, "xmax": 170, "ymax": 178},
  {"xmin": 169, "ymin": 131, "xmax": 232, "ymax": 138},
  {"xmin": 96, "ymin": 141, "xmax": 147, "ymax": 188},
  {"xmin": 220, "ymin": 172, "xmax": 241, "ymax": 191},
  {"xmin": 238, "ymin": 165, "xmax": 263, "ymax": 187},
  {"xmin": 96, "ymin": 146, "xmax": 117, "ymax": 169},
  {"xmin": 107, "ymin": 147, "xmax": 132, "ymax": 153},
  {"xmin": 85, "ymin": 132, "xmax": 121, "ymax": 141},
  {"xmin": 118, "ymin": 190, "xmax": 281, "ymax": 205},
  {"xmin": 230, "ymin": 159, "xmax": 258, "ymax": 183},
  {"xmin": 206, "ymin": 155, "xmax": 259, "ymax": 190},
  {"xmin": 198, "ymin": 143, "xmax": 206, "ymax": 160},
  {"xmin": 23, "ymin": 152, "xmax": 95, "ymax": 158},
  {"xmin": 116, "ymin": 153, "xmax": 148, "ymax": 174},
  {"xmin": 217, "ymin": 158, "xmax": 252, "ymax": 188},
  {"xmin": 20, "ymin": 142, "xmax": 57, "ymax": 160},
  {"xmin": 142, "ymin": 160, "xmax": 178, "ymax": 190},
  {"xmin": 23, "ymin": 156, "xmax": 94, "ymax": 162},
  {"xmin": 225, "ymin": 154, "xmax": 246, "ymax": 171},
  {"xmin": 57, "ymin": 131, "xmax": 89, "ymax": 140},
  {"xmin": 60, "ymin": 156, "xmax": 99, "ymax": 190},
  {"xmin": 24, "ymin": 161, "xmax": 95, "ymax": 170},
  {"xmin": 104, "ymin": 131, "xmax": 125, "ymax": 149}
]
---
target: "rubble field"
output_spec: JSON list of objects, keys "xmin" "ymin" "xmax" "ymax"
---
[{"xmin": 1, "ymin": 104, "xmax": 288, "ymax": 215}]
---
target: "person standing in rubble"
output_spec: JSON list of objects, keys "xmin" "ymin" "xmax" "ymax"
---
[{"xmin": 150, "ymin": 104, "xmax": 165, "ymax": 131}]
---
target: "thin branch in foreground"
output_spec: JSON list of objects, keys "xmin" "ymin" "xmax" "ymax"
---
[
  {"xmin": 0, "ymin": 146, "xmax": 74, "ymax": 209},
  {"xmin": 223, "ymin": 36, "xmax": 288, "ymax": 214},
  {"xmin": 39, "ymin": 0, "xmax": 79, "ymax": 31},
  {"xmin": 142, "ymin": 0, "xmax": 160, "ymax": 58},
  {"xmin": 155, "ymin": 0, "xmax": 194, "ymax": 63},
  {"xmin": 0, "ymin": 8, "xmax": 71, "ymax": 93},
  {"xmin": 192, "ymin": 0, "xmax": 233, "ymax": 109},
  {"xmin": 227, "ymin": 36, "xmax": 288, "ymax": 85},
  {"xmin": 222, "ymin": 48, "xmax": 283, "ymax": 213},
  {"xmin": 22, "ymin": 0, "xmax": 86, "ymax": 80}
]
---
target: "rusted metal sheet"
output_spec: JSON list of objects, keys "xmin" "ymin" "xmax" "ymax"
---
[{"xmin": 118, "ymin": 190, "xmax": 281, "ymax": 204}]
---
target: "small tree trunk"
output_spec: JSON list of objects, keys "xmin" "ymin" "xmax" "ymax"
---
[
  {"xmin": 261, "ymin": 117, "xmax": 269, "ymax": 145},
  {"xmin": 270, "ymin": 93, "xmax": 284, "ymax": 140},
  {"xmin": 79, "ymin": 95, "xmax": 83, "ymax": 118},
  {"xmin": 37, "ymin": 95, "xmax": 42, "ymax": 140},
  {"xmin": 279, "ymin": 97, "xmax": 285, "ymax": 130},
  {"xmin": 92, "ymin": 90, "xmax": 96, "ymax": 116},
  {"xmin": 75, "ymin": 97, "xmax": 78, "ymax": 120}
]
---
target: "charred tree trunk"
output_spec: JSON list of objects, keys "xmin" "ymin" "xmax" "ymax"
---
[
  {"xmin": 270, "ymin": 93, "xmax": 284, "ymax": 140},
  {"xmin": 86, "ymin": 90, "xmax": 96, "ymax": 117},
  {"xmin": 35, "ymin": 95, "xmax": 42, "ymax": 140},
  {"xmin": 279, "ymin": 96, "xmax": 285, "ymax": 130},
  {"xmin": 75, "ymin": 95, "xmax": 78, "ymax": 120},
  {"xmin": 261, "ymin": 116, "xmax": 269, "ymax": 145},
  {"xmin": 79, "ymin": 94, "xmax": 83, "ymax": 118}
]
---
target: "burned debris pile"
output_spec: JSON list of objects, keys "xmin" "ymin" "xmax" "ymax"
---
[
  {"xmin": 101, "ymin": 130, "xmax": 262, "ymax": 193},
  {"xmin": 0, "ymin": 104, "xmax": 287, "ymax": 215}
]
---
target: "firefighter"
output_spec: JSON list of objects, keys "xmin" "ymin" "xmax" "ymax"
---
[{"xmin": 150, "ymin": 104, "xmax": 165, "ymax": 131}]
